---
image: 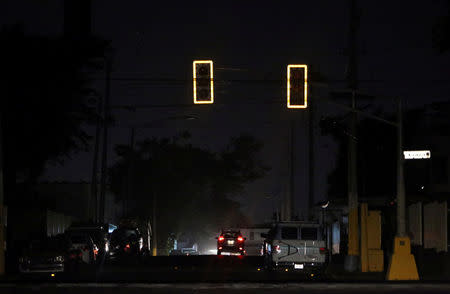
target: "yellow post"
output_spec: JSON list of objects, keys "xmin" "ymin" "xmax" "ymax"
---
[
  {"xmin": 367, "ymin": 210, "xmax": 384, "ymax": 272},
  {"xmin": 386, "ymin": 237, "xmax": 419, "ymax": 280},
  {"xmin": 360, "ymin": 203, "xmax": 369, "ymax": 272},
  {"xmin": 152, "ymin": 247, "xmax": 157, "ymax": 256},
  {"xmin": 348, "ymin": 206, "xmax": 359, "ymax": 256}
]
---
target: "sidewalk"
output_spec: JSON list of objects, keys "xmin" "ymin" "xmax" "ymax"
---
[{"xmin": 325, "ymin": 263, "xmax": 385, "ymax": 281}]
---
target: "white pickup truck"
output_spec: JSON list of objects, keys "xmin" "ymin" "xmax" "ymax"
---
[{"xmin": 262, "ymin": 222, "xmax": 328, "ymax": 275}]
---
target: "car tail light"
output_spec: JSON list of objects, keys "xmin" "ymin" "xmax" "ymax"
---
[
  {"xmin": 124, "ymin": 244, "xmax": 131, "ymax": 252},
  {"xmin": 239, "ymin": 247, "xmax": 243, "ymax": 250},
  {"xmin": 218, "ymin": 246, "xmax": 223, "ymax": 250},
  {"xmin": 218, "ymin": 236, "xmax": 224, "ymax": 242},
  {"xmin": 237, "ymin": 236, "xmax": 244, "ymax": 242},
  {"xmin": 275, "ymin": 245, "xmax": 281, "ymax": 254},
  {"xmin": 320, "ymin": 247, "xmax": 327, "ymax": 254}
]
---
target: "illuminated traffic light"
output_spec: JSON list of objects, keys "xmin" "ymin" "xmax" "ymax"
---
[
  {"xmin": 287, "ymin": 64, "xmax": 308, "ymax": 108},
  {"xmin": 193, "ymin": 60, "xmax": 214, "ymax": 104}
]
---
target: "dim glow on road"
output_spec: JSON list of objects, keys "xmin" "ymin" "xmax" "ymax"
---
[
  {"xmin": 193, "ymin": 60, "xmax": 214, "ymax": 104},
  {"xmin": 287, "ymin": 64, "xmax": 308, "ymax": 109}
]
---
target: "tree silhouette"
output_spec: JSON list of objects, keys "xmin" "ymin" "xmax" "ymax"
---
[
  {"xmin": 109, "ymin": 133, "xmax": 270, "ymax": 252},
  {"xmin": 1, "ymin": 25, "xmax": 108, "ymax": 191}
]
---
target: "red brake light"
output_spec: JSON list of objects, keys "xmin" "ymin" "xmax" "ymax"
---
[
  {"xmin": 218, "ymin": 236, "xmax": 224, "ymax": 242},
  {"xmin": 275, "ymin": 245, "xmax": 281, "ymax": 253},
  {"xmin": 320, "ymin": 247, "xmax": 327, "ymax": 254},
  {"xmin": 124, "ymin": 244, "xmax": 131, "ymax": 252},
  {"xmin": 237, "ymin": 236, "xmax": 244, "ymax": 242}
]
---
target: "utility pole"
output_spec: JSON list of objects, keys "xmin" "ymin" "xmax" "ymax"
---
[
  {"xmin": 289, "ymin": 120, "xmax": 295, "ymax": 221},
  {"xmin": 126, "ymin": 127, "xmax": 135, "ymax": 217},
  {"xmin": 0, "ymin": 113, "xmax": 5, "ymax": 275},
  {"xmin": 90, "ymin": 95, "xmax": 103, "ymax": 223},
  {"xmin": 396, "ymin": 98, "xmax": 406, "ymax": 237},
  {"xmin": 386, "ymin": 98, "xmax": 419, "ymax": 280},
  {"xmin": 344, "ymin": 0, "xmax": 360, "ymax": 272},
  {"xmin": 99, "ymin": 48, "xmax": 112, "ymax": 224},
  {"xmin": 152, "ymin": 192, "xmax": 157, "ymax": 256},
  {"xmin": 308, "ymin": 89, "xmax": 315, "ymax": 219}
]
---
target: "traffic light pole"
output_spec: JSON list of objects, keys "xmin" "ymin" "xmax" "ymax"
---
[
  {"xmin": 99, "ymin": 51, "xmax": 112, "ymax": 224},
  {"xmin": 345, "ymin": 91, "xmax": 359, "ymax": 272},
  {"xmin": 90, "ymin": 95, "xmax": 103, "ymax": 222},
  {"xmin": 152, "ymin": 192, "xmax": 157, "ymax": 256},
  {"xmin": 396, "ymin": 98, "xmax": 406, "ymax": 237},
  {"xmin": 308, "ymin": 94, "xmax": 315, "ymax": 220},
  {"xmin": 0, "ymin": 113, "xmax": 5, "ymax": 276},
  {"xmin": 386, "ymin": 97, "xmax": 419, "ymax": 280}
]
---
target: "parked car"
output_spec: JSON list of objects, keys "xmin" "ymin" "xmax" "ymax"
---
[
  {"xmin": 169, "ymin": 249, "xmax": 183, "ymax": 256},
  {"xmin": 261, "ymin": 222, "xmax": 328, "ymax": 275},
  {"xmin": 65, "ymin": 223, "xmax": 109, "ymax": 261},
  {"xmin": 65, "ymin": 233, "xmax": 98, "ymax": 265},
  {"xmin": 109, "ymin": 227, "xmax": 143, "ymax": 260},
  {"xmin": 118, "ymin": 218, "xmax": 151, "ymax": 255},
  {"xmin": 216, "ymin": 230, "xmax": 246, "ymax": 255},
  {"xmin": 18, "ymin": 235, "xmax": 67, "ymax": 273}
]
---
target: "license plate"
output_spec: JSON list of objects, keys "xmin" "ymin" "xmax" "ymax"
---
[
  {"xmin": 294, "ymin": 263, "xmax": 304, "ymax": 269},
  {"xmin": 227, "ymin": 240, "xmax": 234, "ymax": 245}
]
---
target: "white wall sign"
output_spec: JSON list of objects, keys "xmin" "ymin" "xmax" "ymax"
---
[{"xmin": 403, "ymin": 150, "xmax": 431, "ymax": 160}]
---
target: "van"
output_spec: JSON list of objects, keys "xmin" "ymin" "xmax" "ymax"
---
[{"xmin": 262, "ymin": 222, "xmax": 328, "ymax": 274}]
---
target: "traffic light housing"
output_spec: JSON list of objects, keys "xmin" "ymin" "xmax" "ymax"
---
[
  {"xmin": 193, "ymin": 60, "xmax": 214, "ymax": 104},
  {"xmin": 287, "ymin": 64, "xmax": 308, "ymax": 108}
]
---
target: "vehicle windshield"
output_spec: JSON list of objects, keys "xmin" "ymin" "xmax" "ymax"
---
[
  {"xmin": 222, "ymin": 232, "xmax": 240, "ymax": 238},
  {"xmin": 67, "ymin": 234, "xmax": 90, "ymax": 245},
  {"xmin": 111, "ymin": 229, "xmax": 138, "ymax": 243},
  {"xmin": 3, "ymin": 1, "xmax": 447, "ymax": 289},
  {"xmin": 29, "ymin": 239, "xmax": 64, "ymax": 252}
]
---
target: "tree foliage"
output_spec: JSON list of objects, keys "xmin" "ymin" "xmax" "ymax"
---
[
  {"xmin": 1, "ymin": 25, "xmax": 108, "ymax": 185},
  {"xmin": 432, "ymin": 1, "xmax": 450, "ymax": 53},
  {"xmin": 109, "ymin": 133, "xmax": 270, "ymax": 250}
]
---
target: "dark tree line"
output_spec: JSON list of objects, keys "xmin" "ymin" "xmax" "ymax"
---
[
  {"xmin": 1, "ymin": 25, "xmax": 108, "ymax": 201},
  {"xmin": 109, "ymin": 132, "xmax": 270, "ymax": 252}
]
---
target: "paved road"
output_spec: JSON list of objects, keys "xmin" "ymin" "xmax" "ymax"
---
[
  {"xmin": 4, "ymin": 255, "xmax": 329, "ymax": 283},
  {"xmin": 2, "ymin": 283, "xmax": 450, "ymax": 294}
]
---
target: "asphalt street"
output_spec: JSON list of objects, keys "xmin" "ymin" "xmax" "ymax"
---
[{"xmin": 2, "ymin": 283, "xmax": 450, "ymax": 294}]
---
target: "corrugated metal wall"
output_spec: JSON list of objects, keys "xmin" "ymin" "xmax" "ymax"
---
[{"xmin": 424, "ymin": 201, "xmax": 447, "ymax": 252}]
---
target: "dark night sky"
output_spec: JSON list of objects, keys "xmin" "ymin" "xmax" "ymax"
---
[{"xmin": 2, "ymin": 1, "xmax": 450, "ymax": 223}]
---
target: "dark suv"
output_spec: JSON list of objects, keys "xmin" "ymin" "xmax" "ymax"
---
[
  {"xmin": 65, "ymin": 223, "xmax": 109, "ymax": 262},
  {"xmin": 109, "ymin": 228, "xmax": 144, "ymax": 259},
  {"xmin": 216, "ymin": 230, "xmax": 246, "ymax": 255}
]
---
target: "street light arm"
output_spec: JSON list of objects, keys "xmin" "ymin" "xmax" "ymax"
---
[{"xmin": 320, "ymin": 96, "xmax": 398, "ymax": 127}]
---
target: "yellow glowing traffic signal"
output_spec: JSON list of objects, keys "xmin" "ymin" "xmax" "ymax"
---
[
  {"xmin": 287, "ymin": 64, "xmax": 308, "ymax": 108},
  {"xmin": 193, "ymin": 60, "xmax": 214, "ymax": 104}
]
